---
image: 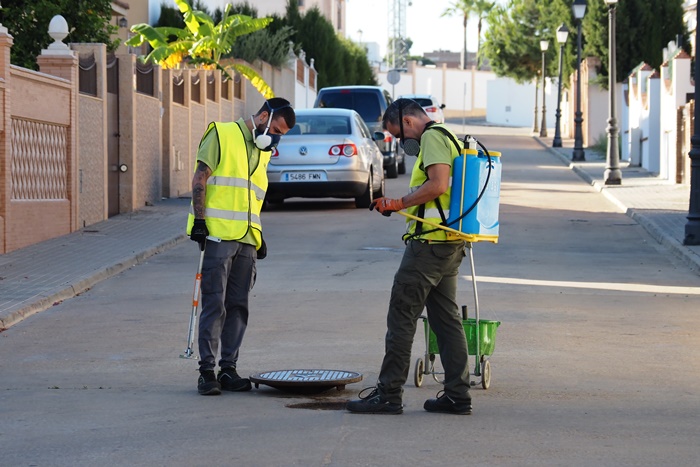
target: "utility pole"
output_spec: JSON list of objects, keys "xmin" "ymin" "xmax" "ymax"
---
[{"xmin": 388, "ymin": 0, "xmax": 408, "ymax": 70}]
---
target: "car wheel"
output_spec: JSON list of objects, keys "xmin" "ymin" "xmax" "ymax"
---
[
  {"xmin": 386, "ymin": 157, "xmax": 398, "ymax": 179},
  {"xmin": 398, "ymin": 159, "xmax": 406, "ymax": 175},
  {"xmin": 262, "ymin": 197, "xmax": 284, "ymax": 211},
  {"xmin": 373, "ymin": 170, "xmax": 385, "ymax": 198},
  {"xmin": 355, "ymin": 172, "xmax": 373, "ymax": 209}
]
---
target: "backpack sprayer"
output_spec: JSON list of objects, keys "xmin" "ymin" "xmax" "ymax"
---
[{"xmin": 398, "ymin": 134, "xmax": 502, "ymax": 243}]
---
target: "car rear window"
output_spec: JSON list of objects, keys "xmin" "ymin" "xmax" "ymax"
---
[
  {"xmin": 287, "ymin": 115, "xmax": 350, "ymax": 135},
  {"xmin": 411, "ymin": 98, "xmax": 434, "ymax": 107},
  {"xmin": 317, "ymin": 91, "xmax": 382, "ymax": 123}
]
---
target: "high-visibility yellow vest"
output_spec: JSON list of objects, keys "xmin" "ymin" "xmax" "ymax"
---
[
  {"xmin": 186, "ymin": 121, "xmax": 270, "ymax": 249},
  {"xmin": 403, "ymin": 124, "xmax": 462, "ymax": 243}
]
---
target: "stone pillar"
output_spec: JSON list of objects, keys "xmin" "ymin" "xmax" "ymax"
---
[
  {"xmin": 116, "ymin": 52, "xmax": 136, "ymax": 213},
  {"xmin": 0, "ymin": 24, "xmax": 13, "ymax": 253},
  {"xmin": 36, "ymin": 16, "xmax": 79, "ymax": 231}
]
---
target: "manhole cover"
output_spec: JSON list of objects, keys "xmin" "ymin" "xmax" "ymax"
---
[{"xmin": 250, "ymin": 369, "xmax": 363, "ymax": 394}]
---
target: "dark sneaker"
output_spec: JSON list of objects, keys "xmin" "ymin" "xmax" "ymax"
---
[
  {"xmin": 423, "ymin": 390, "xmax": 472, "ymax": 415},
  {"xmin": 198, "ymin": 370, "xmax": 221, "ymax": 395},
  {"xmin": 218, "ymin": 367, "xmax": 252, "ymax": 392},
  {"xmin": 346, "ymin": 387, "xmax": 403, "ymax": 414}
]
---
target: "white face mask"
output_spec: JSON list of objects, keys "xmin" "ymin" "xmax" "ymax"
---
[{"xmin": 251, "ymin": 112, "xmax": 281, "ymax": 152}]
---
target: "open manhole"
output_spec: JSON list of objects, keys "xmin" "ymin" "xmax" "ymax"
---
[
  {"xmin": 286, "ymin": 400, "xmax": 349, "ymax": 411},
  {"xmin": 250, "ymin": 369, "xmax": 362, "ymax": 395}
]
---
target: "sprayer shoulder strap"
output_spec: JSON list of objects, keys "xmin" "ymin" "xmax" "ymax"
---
[{"xmin": 425, "ymin": 126, "xmax": 462, "ymax": 161}]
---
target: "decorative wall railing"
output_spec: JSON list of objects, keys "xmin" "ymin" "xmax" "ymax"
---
[{"xmin": 10, "ymin": 118, "xmax": 68, "ymax": 200}]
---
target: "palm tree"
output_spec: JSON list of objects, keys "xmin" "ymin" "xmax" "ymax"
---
[
  {"xmin": 472, "ymin": 0, "xmax": 495, "ymax": 69},
  {"xmin": 442, "ymin": 0, "xmax": 474, "ymax": 69},
  {"xmin": 126, "ymin": 0, "xmax": 275, "ymax": 98}
]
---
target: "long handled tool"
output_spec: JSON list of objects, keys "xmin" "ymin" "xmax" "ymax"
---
[{"xmin": 180, "ymin": 236, "xmax": 221, "ymax": 359}]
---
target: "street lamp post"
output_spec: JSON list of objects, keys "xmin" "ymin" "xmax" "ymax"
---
[
  {"xmin": 604, "ymin": 0, "xmax": 621, "ymax": 185},
  {"xmin": 532, "ymin": 76, "xmax": 540, "ymax": 134},
  {"xmin": 540, "ymin": 40, "xmax": 549, "ymax": 137},
  {"xmin": 684, "ymin": 4, "xmax": 700, "ymax": 244},
  {"xmin": 553, "ymin": 23, "xmax": 569, "ymax": 148},
  {"xmin": 572, "ymin": 0, "xmax": 587, "ymax": 162}
]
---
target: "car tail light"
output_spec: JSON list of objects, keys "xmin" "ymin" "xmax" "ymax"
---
[
  {"xmin": 425, "ymin": 106, "xmax": 437, "ymax": 113},
  {"xmin": 329, "ymin": 143, "xmax": 357, "ymax": 156},
  {"xmin": 383, "ymin": 131, "xmax": 394, "ymax": 143},
  {"xmin": 270, "ymin": 147, "xmax": 279, "ymax": 157}
]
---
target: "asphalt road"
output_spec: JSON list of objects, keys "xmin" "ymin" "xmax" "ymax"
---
[{"xmin": 1, "ymin": 127, "xmax": 699, "ymax": 466}]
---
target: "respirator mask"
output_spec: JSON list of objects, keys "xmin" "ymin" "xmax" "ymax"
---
[
  {"xmin": 397, "ymin": 99, "xmax": 427, "ymax": 157},
  {"xmin": 252, "ymin": 102, "xmax": 290, "ymax": 152}
]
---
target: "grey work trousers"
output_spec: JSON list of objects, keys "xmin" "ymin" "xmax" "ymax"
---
[
  {"xmin": 377, "ymin": 240, "xmax": 471, "ymax": 405},
  {"xmin": 197, "ymin": 240, "xmax": 256, "ymax": 371}
]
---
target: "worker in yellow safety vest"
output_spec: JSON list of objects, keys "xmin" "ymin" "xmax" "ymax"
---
[
  {"xmin": 186, "ymin": 98, "xmax": 296, "ymax": 396},
  {"xmin": 347, "ymin": 98, "xmax": 472, "ymax": 415}
]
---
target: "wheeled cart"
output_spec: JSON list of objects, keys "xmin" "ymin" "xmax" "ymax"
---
[{"xmin": 414, "ymin": 242, "xmax": 501, "ymax": 389}]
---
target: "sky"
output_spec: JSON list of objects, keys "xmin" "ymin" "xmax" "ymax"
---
[{"xmin": 345, "ymin": 0, "xmax": 503, "ymax": 58}]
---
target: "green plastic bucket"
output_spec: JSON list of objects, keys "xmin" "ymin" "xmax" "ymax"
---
[{"xmin": 426, "ymin": 318, "xmax": 501, "ymax": 356}]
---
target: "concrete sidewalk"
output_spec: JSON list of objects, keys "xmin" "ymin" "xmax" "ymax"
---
[
  {"xmin": 0, "ymin": 197, "xmax": 189, "ymax": 330},
  {"xmin": 535, "ymin": 134, "xmax": 700, "ymax": 275},
  {"xmin": 1, "ymin": 128, "xmax": 699, "ymax": 330}
]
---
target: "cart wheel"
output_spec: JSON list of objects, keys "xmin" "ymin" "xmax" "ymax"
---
[
  {"xmin": 481, "ymin": 359, "xmax": 491, "ymax": 390},
  {"xmin": 414, "ymin": 358, "xmax": 424, "ymax": 387}
]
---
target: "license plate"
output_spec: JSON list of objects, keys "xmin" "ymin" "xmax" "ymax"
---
[{"xmin": 282, "ymin": 172, "xmax": 326, "ymax": 182}]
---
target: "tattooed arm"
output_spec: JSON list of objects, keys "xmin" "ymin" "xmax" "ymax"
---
[{"xmin": 191, "ymin": 161, "xmax": 212, "ymax": 219}]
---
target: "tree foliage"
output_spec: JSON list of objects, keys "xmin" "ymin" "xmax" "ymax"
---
[
  {"xmin": 482, "ymin": 0, "xmax": 551, "ymax": 84},
  {"xmin": 0, "ymin": 0, "xmax": 119, "ymax": 70},
  {"xmin": 155, "ymin": 0, "xmax": 376, "ymax": 88},
  {"xmin": 276, "ymin": 0, "xmax": 376, "ymax": 88},
  {"xmin": 583, "ymin": 0, "xmax": 689, "ymax": 84},
  {"xmin": 482, "ymin": 0, "xmax": 688, "ymax": 87},
  {"xmin": 205, "ymin": 2, "xmax": 295, "ymax": 68},
  {"xmin": 127, "ymin": 0, "xmax": 275, "ymax": 98}
]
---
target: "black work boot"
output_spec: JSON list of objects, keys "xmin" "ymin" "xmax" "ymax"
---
[
  {"xmin": 198, "ymin": 369, "xmax": 222, "ymax": 395},
  {"xmin": 423, "ymin": 390, "xmax": 472, "ymax": 415},
  {"xmin": 218, "ymin": 367, "xmax": 252, "ymax": 392},
  {"xmin": 346, "ymin": 387, "xmax": 403, "ymax": 414}
]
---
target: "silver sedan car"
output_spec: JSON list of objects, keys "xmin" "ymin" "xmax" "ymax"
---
[{"xmin": 266, "ymin": 108, "xmax": 385, "ymax": 208}]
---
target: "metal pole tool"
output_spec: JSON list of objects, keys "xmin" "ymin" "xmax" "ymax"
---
[{"xmin": 180, "ymin": 236, "xmax": 220, "ymax": 359}]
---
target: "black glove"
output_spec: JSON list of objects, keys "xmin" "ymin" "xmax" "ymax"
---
[
  {"xmin": 257, "ymin": 238, "xmax": 267, "ymax": 260},
  {"xmin": 190, "ymin": 219, "xmax": 209, "ymax": 251}
]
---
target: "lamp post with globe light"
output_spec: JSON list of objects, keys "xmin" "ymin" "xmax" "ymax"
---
[
  {"xmin": 553, "ymin": 23, "xmax": 569, "ymax": 148},
  {"xmin": 603, "ymin": 0, "xmax": 622, "ymax": 185},
  {"xmin": 572, "ymin": 0, "xmax": 587, "ymax": 162}
]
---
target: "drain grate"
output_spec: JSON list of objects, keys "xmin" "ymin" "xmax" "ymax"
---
[{"xmin": 250, "ymin": 369, "xmax": 362, "ymax": 394}]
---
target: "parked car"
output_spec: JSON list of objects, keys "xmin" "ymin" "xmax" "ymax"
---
[
  {"xmin": 266, "ymin": 108, "xmax": 385, "ymax": 208},
  {"xmin": 314, "ymin": 85, "xmax": 404, "ymax": 178},
  {"xmin": 398, "ymin": 94, "xmax": 446, "ymax": 124}
]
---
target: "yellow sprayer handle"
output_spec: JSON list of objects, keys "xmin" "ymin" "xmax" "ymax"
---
[{"xmin": 397, "ymin": 211, "xmax": 498, "ymax": 244}]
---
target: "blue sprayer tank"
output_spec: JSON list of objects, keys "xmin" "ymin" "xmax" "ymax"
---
[{"xmin": 446, "ymin": 147, "xmax": 502, "ymax": 243}]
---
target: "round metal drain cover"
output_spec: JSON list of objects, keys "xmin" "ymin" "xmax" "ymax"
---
[{"xmin": 250, "ymin": 369, "xmax": 363, "ymax": 394}]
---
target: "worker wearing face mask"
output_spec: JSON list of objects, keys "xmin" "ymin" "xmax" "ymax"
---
[
  {"xmin": 186, "ymin": 98, "xmax": 296, "ymax": 395},
  {"xmin": 347, "ymin": 98, "xmax": 472, "ymax": 415}
]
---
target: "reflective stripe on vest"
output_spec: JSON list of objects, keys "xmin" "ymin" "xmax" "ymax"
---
[
  {"xmin": 186, "ymin": 121, "xmax": 270, "ymax": 248},
  {"xmin": 188, "ymin": 205, "xmax": 261, "ymax": 225},
  {"xmin": 208, "ymin": 175, "xmax": 266, "ymax": 201},
  {"xmin": 403, "ymin": 124, "xmax": 460, "ymax": 242}
]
